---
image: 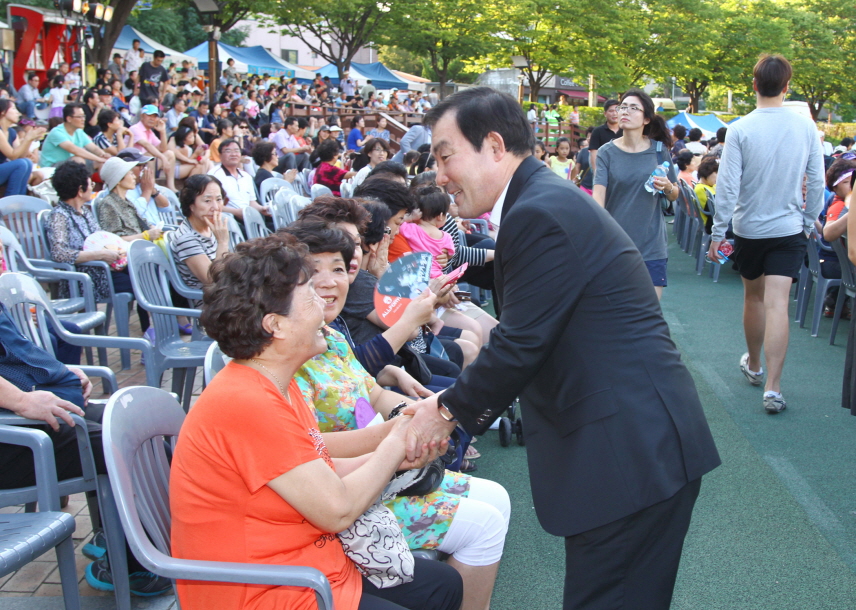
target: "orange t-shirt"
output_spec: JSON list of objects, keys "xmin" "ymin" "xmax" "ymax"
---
[
  {"xmin": 170, "ymin": 362, "xmax": 362, "ymax": 610},
  {"xmin": 827, "ymin": 196, "xmax": 846, "ymax": 222},
  {"xmin": 210, "ymin": 138, "xmax": 221, "ymax": 163},
  {"xmin": 387, "ymin": 232, "xmax": 412, "ymax": 263}
]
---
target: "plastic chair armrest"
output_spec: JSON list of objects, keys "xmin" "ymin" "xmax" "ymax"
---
[
  {"xmin": 29, "ymin": 259, "xmax": 75, "ymax": 271},
  {"xmin": 20, "ymin": 265, "xmax": 97, "ymax": 311},
  {"xmin": 77, "ymin": 366, "xmax": 119, "ymax": 394},
  {"xmin": 139, "ymin": 303, "xmax": 202, "ymax": 318},
  {"xmin": 134, "ymin": 549, "xmax": 333, "ymax": 609}
]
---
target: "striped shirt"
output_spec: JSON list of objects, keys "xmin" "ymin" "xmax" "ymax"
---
[
  {"xmin": 441, "ymin": 216, "xmax": 489, "ymax": 274},
  {"xmin": 170, "ymin": 220, "xmax": 218, "ymax": 293}
]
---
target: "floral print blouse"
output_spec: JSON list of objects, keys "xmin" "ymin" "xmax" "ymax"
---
[
  {"xmin": 294, "ymin": 327, "xmax": 471, "ymax": 550},
  {"xmin": 47, "ymin": 201, "xmax": 111, "ymax": 301}
]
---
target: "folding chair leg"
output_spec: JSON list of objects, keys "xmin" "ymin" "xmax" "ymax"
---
[
  {"xmin": 97, "ymin": 474, "xmax": 131, "ymax": 610},
  {"xmin": 114, "ymin": 301, "xmax": 132, "ymax": 370},
  {"xmin": 182, "ymin": 367, "xmax": 196, "ymax": 412},
  {"xmin": 55, "ymin": 535, "xmax": 82, "ymax": 610},
  {"xmin": 799, "ymin": 279, "xmax": 814, "ymax": 328},
  {"xmin": 830, "ymin": 288, "xmax": 846, "ymax": 345},
  {"xmin": 810, "ymin": 282, "xmax": 827, "ymax": 337}
]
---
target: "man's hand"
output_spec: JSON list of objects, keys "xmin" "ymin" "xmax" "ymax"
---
[
  {"xmin": 402, "ymin": 394, "xmax": 457, "ymax": 462},
  {"xmin": 67, "ymin": 366, "xmax": 92, "ymax": 403},
  {"xmin": 13, "ymin": 391, "xmax": 84, "ymax": 431},
  {"xmin": 708, "ymin": 239, "xmax": 723, "ymax": 263}
]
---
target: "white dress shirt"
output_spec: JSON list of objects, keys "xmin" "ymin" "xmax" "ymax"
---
[{"xmin": 488, "ymin": 180, "xmax": 512, "ymax": 234}]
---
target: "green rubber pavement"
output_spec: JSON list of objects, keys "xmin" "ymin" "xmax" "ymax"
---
[{"xmin": 477, "ymin": 233, "xmax": 856, "ymax": 609}]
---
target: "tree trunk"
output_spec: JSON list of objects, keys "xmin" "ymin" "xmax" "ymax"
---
[{"xmin": 92, "ymin": 0, "xmax": 137, "ymax": 66}]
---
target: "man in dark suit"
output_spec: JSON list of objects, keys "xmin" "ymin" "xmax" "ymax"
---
[{"xmin": 404, "ymin": 87, "xmax": 721, "ymax": 609}]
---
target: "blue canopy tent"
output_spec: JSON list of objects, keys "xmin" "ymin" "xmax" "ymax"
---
[
  {"xmin": 184, "ymin": 42, "xmax": 314, "ymax": 81},
  {"xmin": 666, "ymin": 111, "xmax": 729, "ymax": 139},
  {"xmin": 317, "ymin": 62, "xmax": 409, "ymax": 90}
]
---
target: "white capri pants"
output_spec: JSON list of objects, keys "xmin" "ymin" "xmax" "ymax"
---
[{"xmin": 436, "ymin": 477, "xmax": 510, "ymax": 566}]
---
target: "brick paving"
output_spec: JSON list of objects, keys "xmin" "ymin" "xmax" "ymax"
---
[{"xmin": 0, "ymin": 305, "xmax": 199, "ymax": 607}]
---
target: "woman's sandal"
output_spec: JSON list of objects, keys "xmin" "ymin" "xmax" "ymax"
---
[
  {"xmin": 465, "ymin": 446, "xmax": 481, "ymax": 460},
  {"xmin": 178, "ymin": 323, "xmax": 193, "ymax": 336},
  {"xmin": 460, "ymin": 459, "xmax": 478, "ymax": 473}
]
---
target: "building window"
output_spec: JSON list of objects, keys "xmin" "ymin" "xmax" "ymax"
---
[{"xmin": 281, "ymin": 50, "xmax": 298, "ymax": 64}]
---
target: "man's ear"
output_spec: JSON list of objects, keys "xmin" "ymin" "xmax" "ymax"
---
[{"xmin": 486, "ymin": 131, "xmax": 507, "ymax": 161}]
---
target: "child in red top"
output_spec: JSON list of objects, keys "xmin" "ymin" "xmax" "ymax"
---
[{"xmin": 315, "ymin": 139, "xmax": 354, "ymax": 196}]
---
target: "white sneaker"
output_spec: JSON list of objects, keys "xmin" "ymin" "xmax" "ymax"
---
[
  {"xmin": 739, "ymin": 353, "xmax": 764, "ymax": 386},
  {"xmin": 763, "ymin": 392, "xmax": 786, "ymax": 414}
]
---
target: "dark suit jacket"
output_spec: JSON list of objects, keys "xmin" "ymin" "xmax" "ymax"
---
[{"xmin": 442, "ymin": 156, "xmax": 720, "ymax": 537}]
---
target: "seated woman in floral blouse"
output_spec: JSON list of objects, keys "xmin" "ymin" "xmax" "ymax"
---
[
  {"xmin": 283, "ymin": 219, "xmax": 510, "ymax": 610},
  {"xmin": 46, "ymin": 160, "xmax": 149, "ymax": 336}
]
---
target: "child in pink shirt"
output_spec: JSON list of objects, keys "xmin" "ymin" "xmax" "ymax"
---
[{"xmin": 399, "ymin": 185, "xmax": 455, "ymax": 278}]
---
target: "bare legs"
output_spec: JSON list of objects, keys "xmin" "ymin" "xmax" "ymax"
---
[
  {"xmin": 742, "ymin": 274, "xmax": 793, "ymax": 393},
  {"xmin": 654, "ymin": 285, "xmax": 664, "ymax": 300},
  {"xmin": 445, "ymin": 558, "xmax": 500, "ymax": 610}
]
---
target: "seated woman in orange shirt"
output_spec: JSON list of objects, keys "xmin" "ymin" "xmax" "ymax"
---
[{"xmin": 169, "ymin": 233, "xmax": 463, "ymax": 610}]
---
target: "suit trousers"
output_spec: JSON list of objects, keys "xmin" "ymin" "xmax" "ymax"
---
[{"xmin": 563, "ymin": 478, "xmax": 702, "ymax": 610}]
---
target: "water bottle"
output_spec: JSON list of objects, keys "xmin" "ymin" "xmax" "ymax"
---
[{"xmin": 644, "ymin": 161, "xmax": 671, "ymax": 193}]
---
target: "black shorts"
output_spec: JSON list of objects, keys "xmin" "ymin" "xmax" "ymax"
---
[{"xmin": 732, "ymin": 232, "xmax": 807, "ymax": 280}]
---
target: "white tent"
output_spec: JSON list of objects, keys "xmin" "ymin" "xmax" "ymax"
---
[{"xmin": 111, "ymin": 25, "xmax": 196, "ymax": 65}]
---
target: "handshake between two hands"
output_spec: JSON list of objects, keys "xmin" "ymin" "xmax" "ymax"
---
[{"xmin": 387, "ymin": 394, "xmax": 458, "ymax": 468}]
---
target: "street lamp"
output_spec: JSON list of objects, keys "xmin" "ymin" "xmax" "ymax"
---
[
  {"xmin": 191, "ymin": 0, "xmax": 221, "ymax": 105},
  {"xmin": 511, "ymin": 55, "xmax": 529, "ymax": 104}
]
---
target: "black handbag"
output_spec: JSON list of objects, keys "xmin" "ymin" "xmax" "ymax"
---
[{"xmin": 398, "ymin": 343, "xmax": 432, "ymax": 385}]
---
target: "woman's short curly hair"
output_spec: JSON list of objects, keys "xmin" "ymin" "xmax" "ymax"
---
[
  {"xmin": 179, "ymin": 174, "xmax": 227, "ymax": 217},
  {"xmin": 52, "ymin": 160, "xmax": 90, "ymax": 202},
  {"xmin": 297, "ymin": 196, "xmax": 371, "ymax": 233},
  {"xmin": 201, "ymin": 233, "xmax": 312, "ymax": 360}
]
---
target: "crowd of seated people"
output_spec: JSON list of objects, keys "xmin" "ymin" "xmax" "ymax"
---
[{"xmin": 0, "ymin": 62, "xmax": 523, "ymax": 609}]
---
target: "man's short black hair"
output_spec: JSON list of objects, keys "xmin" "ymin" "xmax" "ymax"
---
[
  {"xmin": 216, "ymin": 119, "xmax": 233, "ymax": 135},
  {"xmin": 153, "ymin": 50, "xmax": 165, "ymax": 59},
  {"xmin": 83, "ymin": 89, "xmax": 97, "ymax": 104},
  {"xmin": 63, "ymin": 103, "xmax": 85, "ymax": 122},
  {"xmin": 284, "ymin": 116, "xmax": 298, "ymax": 128},
  {"xmin": 354, "ymin": 176, "xmax": 416, "ymax": 214},
  {"xmin": 672, "ymin": 124, "xmax": 687, "ymax": 140},
  {"xmin": 603, "ymin": 99, "xmax": 619, "ymax": 112},
  {"xmin": 218, "ymin": 138, "xmax": 239, "ymax": 155},
  {"xmin": 424, "ymin": 86, "xmax": 534, "ymax": 157},
  {"xmin": 716, "ymin": 127, "xmax": 727, "ymax": 143},
  {"xmin": 97, "ymin": 108, "xmax": 118, "ymax": 132},
  {"xmin": 368, "ymin": 161, "xmax": 408, "ymax": 181},
  {"xmin": 688, "ymin": 128, "xmax": 702, "ymax": 142}
]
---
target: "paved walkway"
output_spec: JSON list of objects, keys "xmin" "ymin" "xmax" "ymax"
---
[{"xmin": 6, "ymin": 231, "xmax": 856, "ymax": 608}]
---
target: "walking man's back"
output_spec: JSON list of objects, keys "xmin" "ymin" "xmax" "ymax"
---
[{"xmin": 709, "ymin": 54, "xmax": 825, "ymax": 414}]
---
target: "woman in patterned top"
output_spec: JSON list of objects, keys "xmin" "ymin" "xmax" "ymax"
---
[
  {"xmin": 46, "ymin": 161, "xmax": 138, "ymax": 310},
  {"xmin": 95, "ymin": 156, "xmax": 168, "ymax": 333},
  {"xmin": 285, "ymin": 219, "xmax": 509, "ymax": 610}
]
